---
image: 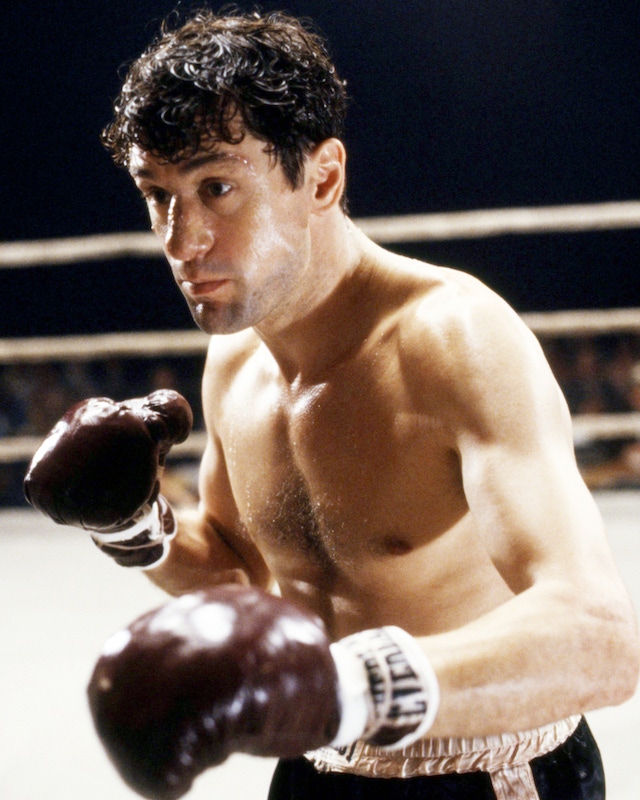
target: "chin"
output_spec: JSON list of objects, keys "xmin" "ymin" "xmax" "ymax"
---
[{"xmin": 190, "ymin": 300, "xmax": 253, "ymax": 335}]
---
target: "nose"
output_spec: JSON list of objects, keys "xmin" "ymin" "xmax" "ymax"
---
[{"xmin": 163, "ymin": 197, "xmax": 214, "ymax": 262}]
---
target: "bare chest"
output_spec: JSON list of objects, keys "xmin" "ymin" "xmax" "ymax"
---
[{"xmin": 217, "ymin": 358, "xmax": 466, "ymax": 575}]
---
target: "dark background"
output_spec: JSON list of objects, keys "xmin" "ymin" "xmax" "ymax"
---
[{"xmin": 1, "ymin": 0, "xmax": 638, "ymax": 337}]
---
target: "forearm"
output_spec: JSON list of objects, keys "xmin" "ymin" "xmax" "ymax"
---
[
  {"xmin": 421, "ymin": 578, "xmax": 639, "ymax": 738},
  {"xmin": 145, "ymin": 506, "xmax": 271, "ymax": 596}
]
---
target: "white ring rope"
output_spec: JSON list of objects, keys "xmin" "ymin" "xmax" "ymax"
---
[
  {"xmin": 1, "ymin": 308, "xmax": 639, "ymax": 366},
  {"xmin": 1, "ymin": 200, "xmax": 640, "ymax": 268},
  {"xmin": 0, "ymin": 432, "xmax": 209, "ymax": 464},
  {"xmin": 0, "ymin": 232, "xmax": 161, "ymax": 269},
  {"xmin": 355, "ymin": 200, "xmax": 640, "ymax": 245},
  {"xmin": 521, "ymin": 308, "xmax": 640, "ymax": 337},
  {"xmin": 0, "ymin": 330, "xmax": 210, "ymax": 365}
]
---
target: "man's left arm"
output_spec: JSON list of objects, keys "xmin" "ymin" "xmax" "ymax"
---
[{"xmin": 414, "ymin": 298, "xmax": 639, "ymax": 738}]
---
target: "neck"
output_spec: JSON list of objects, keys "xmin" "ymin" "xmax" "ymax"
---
[{"xmin": 254, "ymin": 217, "xmax": 377, "ymax": 384}]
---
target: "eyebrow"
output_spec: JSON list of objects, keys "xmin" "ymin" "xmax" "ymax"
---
[{"xmin": 130, "ymin": 152, "xmax": 247, "ymax": 180}]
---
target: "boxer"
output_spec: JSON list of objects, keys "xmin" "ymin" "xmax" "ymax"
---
[{"xmin": 26, "ymin": 9, "xmax": 638, "ymax": 799}]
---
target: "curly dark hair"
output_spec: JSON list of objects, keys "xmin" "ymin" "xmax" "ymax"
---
[{"xmin": 102, "ymin": 9, "xmax": 348, "ymax": 191}]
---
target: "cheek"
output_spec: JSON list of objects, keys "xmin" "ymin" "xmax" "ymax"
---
[
  {"xmin": 222, "ymin": 182, "xmax": 311, "ymax": 275},
  {"xmin": 253, "ymin": 197, "xmax": 310, "ymax": 262},
  {"xmin": 227, "ymin": 223, "xmax": 278, "ymax": 278}
]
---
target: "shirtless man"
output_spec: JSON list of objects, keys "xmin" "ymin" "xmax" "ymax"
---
[{"xmin": 24, "ymin": 10, "xmax": 639, "ymax": 800}]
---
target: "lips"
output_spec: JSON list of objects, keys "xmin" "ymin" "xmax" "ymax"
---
[{"xmin": 181, "ymin": 278, "xmax": 229, "ymax": 298}]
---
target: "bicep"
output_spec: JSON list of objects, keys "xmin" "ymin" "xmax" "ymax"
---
[
  {"xmin": 450, "ymin": 317, "xmax": 614, "ymax": 594},
  {"xmin": 459, "ymin": 423, "xmax": 606, "ymax": 594}
]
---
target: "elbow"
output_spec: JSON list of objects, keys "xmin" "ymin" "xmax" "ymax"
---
[
  {"xmin": 590, "ymin": 608, "xmax": 640, "ymax": 709},
  {"xmin": 566, "ymin": 580, "xmax": 640, "ymax": 712},
  {"xmin": 611, "ymin": 594, "xmax": 640, "ymax": 705},
  {"xmin": 610, "ymin": 625, "xmax": 640, "ymax": 707}
]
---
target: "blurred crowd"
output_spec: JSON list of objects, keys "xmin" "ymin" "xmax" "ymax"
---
[
  {"xmin": 543, "ymin": 334, "xmax": 640, "ymax": 487},
  {"xmin": 1, "ymin": 334, "xmax": 640, "ymax": 507}
]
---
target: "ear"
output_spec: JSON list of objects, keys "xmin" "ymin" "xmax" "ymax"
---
[{"xmin": 306, "ymin": 138, "xmax": 346, "ymax": 214}]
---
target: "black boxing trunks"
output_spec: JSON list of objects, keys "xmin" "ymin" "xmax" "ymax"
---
[{"xmin": 267, "ymin": 717, "xmax": 605, "ymax": 799}]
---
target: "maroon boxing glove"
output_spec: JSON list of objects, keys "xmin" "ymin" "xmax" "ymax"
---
[
  {"xmin": 88, "ymin": 586, "xmax": 440, "ymax": 800},
  {"xmin": 24, "ymin": 390, "xmax": 193, "ymax": 568}
]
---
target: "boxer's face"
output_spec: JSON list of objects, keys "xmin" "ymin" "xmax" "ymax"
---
[{"xmin": 128, "ymin": 132, "xmax": 314, "ymax": 335}]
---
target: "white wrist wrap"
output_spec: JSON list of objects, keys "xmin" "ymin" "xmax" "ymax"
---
[
  {"xmin": 136, "ymin": 537, "xmax": 173, "ymax": 571},
  {"xmin": 90, "ymin": 498, "xmax": 176, "ymax": 570},
  {"xmin": 330, "ymin": 626, "xmax": 440, "ymax": 751},
  {"xmin": 90, "ymin": 502, "xmax": 163, "ymax": 544}
]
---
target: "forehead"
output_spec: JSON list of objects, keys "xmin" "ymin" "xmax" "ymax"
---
[{"xmin": 127, "ymin": 133, "xmax": 272, "ymax": 180}]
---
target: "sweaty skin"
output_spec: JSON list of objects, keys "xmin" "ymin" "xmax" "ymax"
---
[{"xmin": 131, "ymin": 131, "xmax": 639, "ymax": 740}]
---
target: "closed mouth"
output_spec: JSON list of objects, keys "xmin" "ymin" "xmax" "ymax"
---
[{"xmin": 181, "ymin": 278, "xmax": 229, "ymax": 298}]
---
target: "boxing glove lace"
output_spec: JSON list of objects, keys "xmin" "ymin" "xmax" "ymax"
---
[
  {"xmin": 24, "ymin": 390, "xmax": 193, "ymax": 568},
  {"xmin": 88, "ymin": 585, "xmax": 439, "ymax": 800}
]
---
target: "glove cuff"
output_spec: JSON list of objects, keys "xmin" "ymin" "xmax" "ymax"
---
[
  {"xmin": 91, "ymin": 496, "xmax": 176, "ymax": 570},
  {"xmin": 330, "ymin": 626, "xmax": 440, "ymax": 751}
]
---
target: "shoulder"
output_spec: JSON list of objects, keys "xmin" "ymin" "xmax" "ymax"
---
[
  {"xmin": 388, "ymin": 259, "xmax": 568, "ymax": 435},
  {"xmin": 381, "ymin": 255, "xmax": 537, "ymax": 369},
  {"xmin": 402, "ymin": 264, "xmax": 541, "ymax": 370}
]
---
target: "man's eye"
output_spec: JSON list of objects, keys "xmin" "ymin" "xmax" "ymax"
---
[
  {"xmin": 206, "ymin": 182, "xmax": 232, "ymax": 198},
  {"xmin": 143, "ymin": 188, "xmax": 170, "ymax": 205}
]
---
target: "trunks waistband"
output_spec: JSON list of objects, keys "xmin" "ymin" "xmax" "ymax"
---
[{"xmin": 305, "ymin": 715, "xmax": 582, "ymax": 780}]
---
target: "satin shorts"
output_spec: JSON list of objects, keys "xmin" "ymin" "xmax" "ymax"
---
[{"xmin": 268, "ymin": 717, "xmax": 604, "ymax": 799}]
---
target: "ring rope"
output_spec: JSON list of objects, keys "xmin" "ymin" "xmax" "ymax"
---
[
  {"xmin": 0, "ymin": 431, "xmax": 209, "ymax": 464},
  {"xmin": 520, "ymin": 307, "xmax": 640, "ymax": 337},
  {"xmin": 0, "ymin": 330, "xmax": 210, "ymax": 365},
  {"xmin": 1, "ymin": 200, "xmax": 640, "ymax": 268},
  {"xmin": 572, "ymin": 413, "xmax": 640, "ymax": 442},
  {"xmin": 2, "ymin": 308, "xmax": 640, "ymax": 366},
  {"xmin": 355, "ymin": 200, "xmax": 640, "ymax": 245}
]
